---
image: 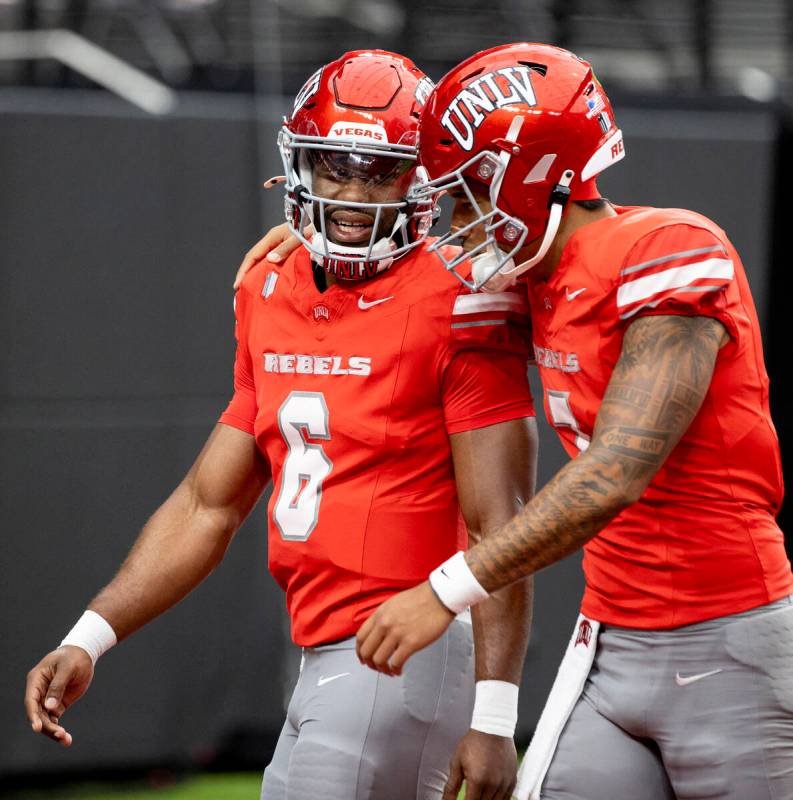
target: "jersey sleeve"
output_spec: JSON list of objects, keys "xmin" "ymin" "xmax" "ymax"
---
[
  {"xmin": 218, "ymin": 285, "xmax": 257, "ymax": 434},
  {"xmin": 441, "ymin": 287, "xmax": 535, "ymax": 435},
  {"xmin": 616, "ymin": 224, "xmax": 738, "ymax": 337}
]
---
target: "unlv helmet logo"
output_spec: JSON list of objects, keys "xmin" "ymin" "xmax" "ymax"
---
[
  {"xmin": 293, "ymin": 67, "xmax": 322, "ymax": 113},
  {"xmin": 575, "ymin": 619, "xmax": 593, "ymax": 648},
  {"xmin": 440, "ymin": 66, "xmax": 539, "ymax": 151}
]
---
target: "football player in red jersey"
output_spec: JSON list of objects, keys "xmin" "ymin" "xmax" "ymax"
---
[
  {"xmin": 24, "ymin": 51, "xmax": 538, "ymax": 800},
  {"xmin": 356, "ymin": 43, "xmax": 793, "ymax": 800}
]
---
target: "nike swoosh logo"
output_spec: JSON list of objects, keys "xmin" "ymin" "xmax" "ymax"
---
[
  {"xmin": 358, "ymin": 295, "xmax": 394, "ymax": 310},
  {"xmin": 317, "ymin": 672, "xmax": 351, "ymax": 687},
  {"xmin": 675, "ymin": 668, "xmax": 723, "ymax": 687},
  {"xmin": 565, "ymin": 288, "xmax": 586, "ymax": 301}
]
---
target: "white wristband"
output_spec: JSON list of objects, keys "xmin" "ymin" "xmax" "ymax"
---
[
  {"xmin": 471, "ymin": 680, "xmax": 519, "ymax": 738},
  {"xmin": 60, "ymin": 610, "xmax": 117, "ymax": 666},
  {"xmin": 428, "ymin": 551, "xmax": 489, "ymax": 614}
]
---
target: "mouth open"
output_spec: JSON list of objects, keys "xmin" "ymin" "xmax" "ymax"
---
[{"xmin": 327, "ymin": 209, "xmax": 375, "ymax": 245}]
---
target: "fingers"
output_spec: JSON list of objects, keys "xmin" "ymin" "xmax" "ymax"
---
[
  {"xmin": 266, "ymin": 225, "xmax": 311, "ymax": 265},
  {"xmin": 461, "ymin": 777, "xmax": 492, "ymax": 800},
  {"xmin": 442, "ymin": 758, "xmax": 463, "ymax": 800},
  {"xmin": 24, "ymin": 667, "xmax": 47, "ymax": 727},
  {"xmin": 24, "ymin": 667, "xmax": 73, "ymax": 746},
  {"xmin": 44, "ymin": 662, "xmax": 70, "ymax": 714},
  {"xmin": 356, "ymin": 611, "xmax": 406, "ymax": 675},
  {"xmin": 232, "ymin": 224, "xmax": 312, "ymax": 289},
  {"xmin": 464, "ymin": 774, "xmax": 513, "ymax": 800},
  {"xmin": 356, "ymin": 617, "xmax": 386, "ymax": 669},
  {"xmin": 233, "ymin": 244, "xmax": 265, "ymax": 289},
  {"xmin": 370, "ymin": 635, "xmax": 400, "ymax": 677},
  {"xmin": 385, "ymin": 641, "xmax": 417, "ymax": 675}
]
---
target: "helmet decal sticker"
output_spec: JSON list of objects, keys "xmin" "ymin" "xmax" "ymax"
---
[
  {"xmin": 440, "ymin": 66, "xmax": 539, "ymax": 151},
  {"xmin": 293, "ymin": 67, "xmax": 323, "ymax": 114},
  {"xmin": 414, "ymin": 76, "xmax": 435, "ymax": 107},
  {"xmin": 328, "ymin": 121, "xmax": 388, "ymax": 142}
]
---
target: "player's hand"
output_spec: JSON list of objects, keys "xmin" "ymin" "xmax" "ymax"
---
[
  {"xmin": 232, "ymin": 223, "xmax": 311, "ymax": 289},
  {"xmin": 25, "ymin": 646, "xmax": 94, "ymax": 747},
  {"xmin": 356, "ymin": 581, "xmax": 455, "ymax": 676},
  {"xmin": 443, "ymin": 729, "xmax": 518, "ymax": 800}
]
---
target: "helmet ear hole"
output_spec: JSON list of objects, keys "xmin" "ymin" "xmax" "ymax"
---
[{"xmin": 295, "ymin": 184, "xmax": 311, "ymax": 207}]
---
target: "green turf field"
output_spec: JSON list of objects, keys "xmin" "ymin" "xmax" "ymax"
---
[
  {"xmin": 7, "ymin": 773, "xmax": 471, "ymax": 799},
  {"xmin": 8, "ymin": 774, "xmax": 261, "ymax": 800}
]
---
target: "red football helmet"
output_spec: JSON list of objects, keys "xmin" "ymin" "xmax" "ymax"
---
[
  {"xmin": 278, "ymin": 50, "xmax": 436, "ymax": 279},
  {"xmin": 410, "ymin": 43, "xmax": 625, "ymax": 290}
]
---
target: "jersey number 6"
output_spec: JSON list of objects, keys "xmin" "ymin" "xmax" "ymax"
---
[{"xmin": 274, "ymin": 391, "xmax": 333, "ymax": 541}]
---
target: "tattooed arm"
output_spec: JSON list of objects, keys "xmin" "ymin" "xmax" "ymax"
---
[
  {"xmin": 357, "ymin": 314, "xmax": 728, "ymax": 672},
  {"xmin": 466, "ymin": 312, "xmax": 728, "ymax": 590}
]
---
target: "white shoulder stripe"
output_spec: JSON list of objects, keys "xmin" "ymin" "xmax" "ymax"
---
[
  {"xmin": 619, "ymin": 286, "xmax": 725, "ymax": 320},
  {"xmin": 617, "ymin": 257, "xmax": 733, "ymax": 308},
  {"xmin": 620, "ymin": 244, "xmax": 727, "ymax": 277},
  {"xmin": 453, "ymin": 292, "xmax": 529, "ymax": 316}
]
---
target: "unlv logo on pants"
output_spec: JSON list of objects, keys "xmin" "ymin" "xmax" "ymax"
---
[
  {"xmin": 575, "ymin": 619, "xmax": 593, "ymax": 648},
  {"xmin": 440, "ymin": 66, "xmax": 539, "ymax": 151}
]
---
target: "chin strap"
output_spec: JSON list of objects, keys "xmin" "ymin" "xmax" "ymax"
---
[
  {"xmin": 474, "ymin": 169, "xmax": 575, "ymax": 292},
  {"xmin": 511, "ymin": 169, "xmax": 574, "ymax": 274}
]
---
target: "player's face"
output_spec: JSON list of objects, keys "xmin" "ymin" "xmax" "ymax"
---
[
  {"xmin": 448, "ymin": 181, "xmax": 492, "ymax": 252},
  {"xmin": 451, "ymin": 178, "xmax": 543, "ymax": 262},
  {"xmin": 308, "ymin": 150, "xmax": 414, "ymax": 246}
]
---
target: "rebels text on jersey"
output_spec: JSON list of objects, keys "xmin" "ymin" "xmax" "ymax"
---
[
  {"xmin": 526, "ymin": 206, "xmax": 792, "ymax": 629},
  {"xmin": 220, "ymin": 241, "xmax": 534, "ymax": 646}
]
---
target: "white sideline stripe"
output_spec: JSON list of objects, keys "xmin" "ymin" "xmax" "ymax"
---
[
  {"xmin": 618, "ymin": 286, "xmax": 725, "ymax": 320},
  {"xmin": 453, "ymin": 293, "xmax": 529, "ymax": 315},
  {"xmin": 620, "ymin": 244, "xmax": 726, "ymax": 276},
  {"xmin": 617, "ymin": 257, "xmax": 733, "ymax": 308},
  {"xmin": 451, "ymin": 320, "xmax": 508, "ymax": 329}
]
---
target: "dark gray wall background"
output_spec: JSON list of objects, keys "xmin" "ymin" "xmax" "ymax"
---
[{"xmin": 0, "ymin": 89, "xmax": 779, "ymax": 777}]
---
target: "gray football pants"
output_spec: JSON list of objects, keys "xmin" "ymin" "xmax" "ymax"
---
[
  {"xmin": 261, "ymin": 619, "xmax": 474, "ymax": 800},
  {"xmin": 542, "ymin": 596, "xmax": 793, "ymax": 800}
]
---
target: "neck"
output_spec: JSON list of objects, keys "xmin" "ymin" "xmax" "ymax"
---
[{"xmin": 523, "ymin": 201, "xmax": 617, "ymax": 281}]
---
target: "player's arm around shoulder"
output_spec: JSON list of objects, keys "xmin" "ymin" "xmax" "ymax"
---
[
  {"xmin": 233, "ymin": 221, "xmax": 310, "ymax": 289},
  {"xmin": 443, "ymin": 417, "xmax": 538, "ymax": 800},
  {"xmin": 24, "ymin": 423, "xmax": 271, "ymax": 747}
]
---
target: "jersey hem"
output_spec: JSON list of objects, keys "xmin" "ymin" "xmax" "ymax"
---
[
  {"xmin": 444, "ymin": 402, "xmax": 536, "ymax": 436},
  {"xmin": 218, "ymin": 412, "xmax": 255, "ymax": 435},
  {"xmin": 583, "ymin": 580, "xmax": 793, "ymax": 630}
]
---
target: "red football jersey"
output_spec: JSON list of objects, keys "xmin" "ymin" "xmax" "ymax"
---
[
  {"xmin": 526, "ymin": 206, "xmax": 792, "ymax": 628},
  {"xmin": 221, "ymin": 242, "xmax": 534, "ymax": 645}
]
